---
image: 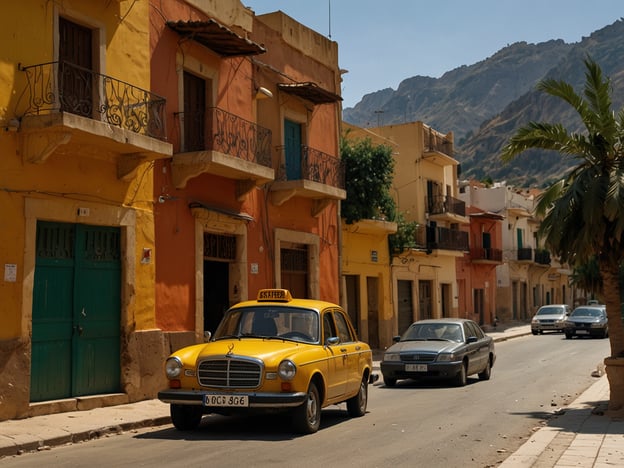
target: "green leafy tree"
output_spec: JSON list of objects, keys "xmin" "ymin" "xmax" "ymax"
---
[
  {"xmin": 340, "ymin": 134, "xmax": 396, "ymax": 224},
  {"xmin": 341, "ymin": 133, "xmax": 418, "ymax": 253},
  {"xmin": 501, "ymin": 57, "xmax": 624, "ymax": 412},
  {"xmin": 388, "ymin": 213, "xmax": 419, "ymax": 254}
]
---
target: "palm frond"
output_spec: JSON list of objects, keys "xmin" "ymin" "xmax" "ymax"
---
[
  {"xmin": 500, "ymin": 122, "xmax": 573, "ymax": 162},
  {"xmin": 582, "ymin": 57, "xmax": 617, "ymax": 140},
  {"xmin": 537, "ymin": 79, "xmax": 585, "ymax": 114}
]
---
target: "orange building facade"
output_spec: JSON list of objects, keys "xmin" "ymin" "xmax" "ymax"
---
[
  {"xmin": 456, "ymin": 205, "xmax": 505, "ymax": 326},
  {"xmin": 150, "ymin": 0, "xmax": 345, "ymax": 351}
]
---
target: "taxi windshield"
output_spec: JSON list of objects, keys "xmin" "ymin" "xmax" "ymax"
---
[{"xmin": 214, "ymin": 306, "xmax": 320, "ymax": 344}]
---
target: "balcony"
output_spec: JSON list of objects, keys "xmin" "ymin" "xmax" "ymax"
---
[
  {"xmin": 403, "ymin": 224, "xmax": 468, "ymax": 253},
  {"xmin": 427, "ymin": 194, "xmax": 468, "ymax": 224},
  {"xmin": 427, "ymin": 225, "xmax": 469, "ymax": 253},
  {"xmin": 271, "ymin": 145, "xmax": 346, "ymax": 216},
  {"xmin": 423, "ymin": 127, "xmax": 455, "ymax": 166},
  {"xmin": 534, "ymin": 249, "xmax": 551, "ymax": 266},
  {"xmin": 19, "ymin": 61, "xmax": 171, "ymax": 179},
  {"xmin": 517, "ymin": 247, "xmax": 533, "ymax": 262},
  {"xmin": 171, "ymin": 108, "xmax": 274, "ymax": 199},
  {"xmin": 470, "ymin": 247, "xmax": 503, "ymax": 264}
]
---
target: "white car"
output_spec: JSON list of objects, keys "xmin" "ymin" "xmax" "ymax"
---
[{"xmin": 531, "ymin": 304, "xmax": 570, "ymax": 335}]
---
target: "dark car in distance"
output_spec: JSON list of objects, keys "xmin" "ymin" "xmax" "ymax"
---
[
  {"xmin": 564, "ymin": 305, "xmax": 609, "ymax": 339},
  {"xmin": 380, "ymin": 319, "xmax": 496, "ymax": 387}
]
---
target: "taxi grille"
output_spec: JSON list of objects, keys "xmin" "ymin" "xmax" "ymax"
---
[{"xmin": 197, "ymin": 359, "xmax": 262, "ymax": 388}]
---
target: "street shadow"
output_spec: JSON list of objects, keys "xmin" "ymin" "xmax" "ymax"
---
[
  {"xmin": 481, "ymin": 321, "xmax": 528, "ymax": 334},
  {"xmin": 134, "ymin": 406, "xmax": 361, "ymax": 442},
  {"xmin": 508, "ymin": 399, "xmax": 618, "ymax": 435},
  {"xmin": 377, "ymin": 377, "xmax": 483, "ymax": 390}
]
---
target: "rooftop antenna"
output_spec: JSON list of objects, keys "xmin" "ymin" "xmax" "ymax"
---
[{"xmin": 328, "ymin": 0, "xmax": 331, "ymax": 38}]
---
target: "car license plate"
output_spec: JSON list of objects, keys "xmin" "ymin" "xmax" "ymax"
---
[
  {"xmin": 576, "ymin": 329, "xmax": 589, "ymax": 334},
  {"xmin": 203, "ymin": 394, "xmax": 249, "ymax": 407},
  {"xmin": 405, "ymin": 364, "xmax": 427, "ymax": 372}
]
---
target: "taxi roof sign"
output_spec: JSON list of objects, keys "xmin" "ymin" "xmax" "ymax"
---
[{"xmin": 257, "ymin": 289, "xmax": 292, "ymax": 302}]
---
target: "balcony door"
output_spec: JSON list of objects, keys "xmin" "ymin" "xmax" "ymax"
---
[
  {"xmin": 284, "ymin": 119, "xmax": 302, "ymax": 180},
  {"xmin": 183, "ymin": 71, "xmax": 206, "ymax": 152},
  {"xmin": 59, "ymin": 17, "xmax": 93, "ymax": 117}
]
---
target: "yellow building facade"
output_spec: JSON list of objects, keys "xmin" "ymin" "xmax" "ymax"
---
[
  {"xmin": 0, "ymin": 1, "xmax": 171, "ymax": 420},
  {"xmin": 341, "ymin": 219, "xmax": 397, "ymax": 350},
  {"xmin": 345, "ymin": 122, "xmax": 468, "ymax": 338}
]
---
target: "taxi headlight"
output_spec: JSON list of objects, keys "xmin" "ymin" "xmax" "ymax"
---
[
  {"xmin": 278, "ymin": 360, "xmax": 297, "ymax": 380},
  {"xmin": 384, "ymin": 353, "xmax": 401, "ymax": 362},
  {"xmin": 165, "ymin": 357, "xmax": 183, "ymax": 379},
  {"xmin": 436, "ymin": 353, "xmax": 459, "ymax": 362}
]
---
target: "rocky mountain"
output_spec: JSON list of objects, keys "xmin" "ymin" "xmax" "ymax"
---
[{"xmin": 343, "ymin": 19, "xmax": 624, "ymax": 187}]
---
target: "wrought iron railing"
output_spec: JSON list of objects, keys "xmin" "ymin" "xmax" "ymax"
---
[
  {"xmin": 427, "ymin": 194, "xmax": 466, "ymax": 217},
  {"xmin": 470, "ymin": 247, "xmax": 503, "ymax": 262},
  {"xmin": 20, "ymin": 60, "xmax": 167, "ymax": 140},
  {"xmin": 277, "ymin": 145, "xmax": 345, "ymax": 189},
  {"xmin": 517, "ymin": 247, "xmax": 533, "ymax": 261},
  {"xmin": 175, "ymin": 108, "xmax": 272, "ymax": 168},
  {"xmin": 423, "ymin": 126, "xmax": 453, "ymax": 157},
  {"xmin": 412, "ymin": 224, "xmax": 428, "ymax": 249},
  {"xmin": 427, "ymin": 225, "xmax": 468, "ymax": 251},
  {"xmin": 534, "ymin": 249, "xmax": 551, "ymax": 265}
]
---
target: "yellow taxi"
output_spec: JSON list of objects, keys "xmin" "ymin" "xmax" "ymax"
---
[{"xmin": 158, "ymin": 289, "xmax": 377, "ymax": 434}]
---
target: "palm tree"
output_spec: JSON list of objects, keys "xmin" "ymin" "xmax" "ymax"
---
[
  {"xmin": 501, "ymin": 57, "xmax": 624, "ymax": 413},
  {"xmin": 570, "ymin": 256, "xmax": 603, "ymax": 302}
]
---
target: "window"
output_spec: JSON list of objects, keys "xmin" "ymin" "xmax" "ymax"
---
[{"xmin": 334, "ymin": 311, "xmax": 354, "ymax": 343}]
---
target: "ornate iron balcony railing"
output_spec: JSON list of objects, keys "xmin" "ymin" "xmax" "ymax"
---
[
  {"xmin": 175, "ymin": 108, "xmax": 272, "ymax": 168},
  {"xmin": 427, "ymin": 194, "xmax": 466, "ymax": 217},
  {"xmin": 427, "ymin": 225, "xmax": 469, "ymax": 251},
  {"xmin": 277, "ymin": 145, "xmax": 345, "ymax": 189},
  {"xmin": 423, "ymin": 127, "xmax": 453, "ymax": 157},
  {"xmin": 21, "ymin": 60, "xmax": 167, "ymax": 140},
  {"xmin": 470, "ymin": 247, "xmax": 503, "ymax": 262},
  {"xmin": 412, "ymin": 224, "xmax": 428, "ymax": 249}
]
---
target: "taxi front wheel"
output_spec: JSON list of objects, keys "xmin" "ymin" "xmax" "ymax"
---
[
  {"xmin": 170, "ymin": 404, "xmax": 203, "ymax": 431},
  {"xmin": 292, "ymin": 382, "xmax": 321, "ymax": 434}
]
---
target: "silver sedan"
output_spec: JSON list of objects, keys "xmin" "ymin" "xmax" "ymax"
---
[{"xmin": 380, "ymin": 318, "xmax": 496, "ymax": 387}]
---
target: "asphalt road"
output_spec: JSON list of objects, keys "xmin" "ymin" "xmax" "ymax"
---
[{"xmin": 2, "ymin": 333, "xmax": 610, "ymax": 468}]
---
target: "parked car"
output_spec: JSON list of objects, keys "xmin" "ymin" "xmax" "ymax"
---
[
  {"xmin": 531, "ymin": 304, "xmax": 570, "ymax": 334},
  {"xmin": 158, "ymin": 289, "xmax": 377, "ymax": 434},
  {"xmin": 564, "ymin": 305, "xmax": 609, "ymax": 339},
  {"xmin": 380, "ymin": 318, "xmax": 496, "ymax": 387}
]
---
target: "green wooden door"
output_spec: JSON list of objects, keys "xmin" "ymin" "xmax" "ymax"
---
[
  {"xmin": 284, "ymin": 119, "xmax": 302, "ymax": 180},
  {"xmin": 31, "ymin": 222, "xmax": 121, "ymax": 401},
  {"xmin": 73, "ymin": 225, "xmax": 121, "ymax": 396},
  {"xmin": 31, "ymin": 223, "xmax": 75, "ymax": 401}
]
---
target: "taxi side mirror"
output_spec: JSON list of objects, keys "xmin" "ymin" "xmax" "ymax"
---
[{"xmin": 325, "ymin": 336, "xmax": 340, "ymax": 346}]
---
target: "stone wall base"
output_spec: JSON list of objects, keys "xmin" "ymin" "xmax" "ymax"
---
[{"xmin": 0, "ymin": 329, "xmax": 199, "ymax": 422}]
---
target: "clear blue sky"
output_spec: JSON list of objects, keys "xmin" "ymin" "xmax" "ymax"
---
[{"xmin": 244, "ymin": 1, "xmax": 623, "ymax": 108}]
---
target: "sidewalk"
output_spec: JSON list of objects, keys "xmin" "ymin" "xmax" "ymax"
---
[{"xmin": 1, "ymin": 324, "xmax": 622, "ymax": 467}]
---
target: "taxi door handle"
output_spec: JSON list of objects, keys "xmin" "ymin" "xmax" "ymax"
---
[{"xmin": 340, "ymin": 348, "xmax": 347, "ymax": 353}]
